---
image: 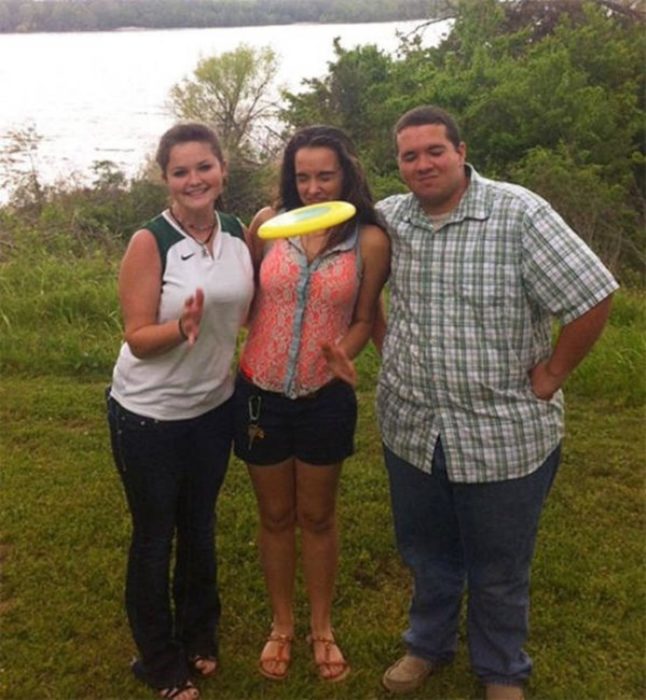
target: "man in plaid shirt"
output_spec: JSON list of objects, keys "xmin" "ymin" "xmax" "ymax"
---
[{"xmin": 376, "ymin": 106, "xmax": 618, "ymax": 699}]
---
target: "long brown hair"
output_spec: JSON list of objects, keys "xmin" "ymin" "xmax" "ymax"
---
[{"xmin": 278, "ymin": 125, "xmax": 383, "ymax": 250}]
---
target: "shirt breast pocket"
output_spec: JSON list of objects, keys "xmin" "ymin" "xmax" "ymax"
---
[{"xmin": 457, "ymin": 278, "xmax": 506, "ymax": 328}]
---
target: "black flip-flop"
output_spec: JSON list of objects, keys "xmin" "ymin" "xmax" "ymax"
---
[{"xmin": 131, "ymin": 658, "xmax": 199, "ymax": 699}]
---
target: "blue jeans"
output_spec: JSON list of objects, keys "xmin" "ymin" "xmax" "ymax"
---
[
  {"xmin": 384, "ymin": 439, "xmax": 560, "ymax": 686},
  {"xmin": 107, "ymin": 393, "xmax": 233, "ymax": 688}
]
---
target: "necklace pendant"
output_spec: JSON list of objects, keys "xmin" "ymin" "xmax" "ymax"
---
[{"xmin": 201, "ymin": 247, "xmax": 209, "ymax": 258}]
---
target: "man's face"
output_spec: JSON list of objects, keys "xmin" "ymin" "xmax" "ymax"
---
[{"xmin": 396, "ymin": 124, "xmax": 467, "ymax": 215}]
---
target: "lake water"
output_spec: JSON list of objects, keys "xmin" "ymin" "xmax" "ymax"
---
[{"xmin": 0, "ymin": 19, "xmax": 450, "ymax": 193}]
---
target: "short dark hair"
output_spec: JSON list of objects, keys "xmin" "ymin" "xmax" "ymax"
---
[
  {"xmin": 278, "ymin": 125, "xmax": 383, "ymax": 248},
  {"xmin": 155, "ymin": 122, "xmax": 225, "ymax": 175},
  {"xmin": 394, "ymin": 105, "xmax": 462, "ymax": 150}
]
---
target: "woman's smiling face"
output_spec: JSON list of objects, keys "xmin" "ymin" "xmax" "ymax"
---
[{"xmin": 164, "ymin": 141, "xmax": 226, "ymax": 213}]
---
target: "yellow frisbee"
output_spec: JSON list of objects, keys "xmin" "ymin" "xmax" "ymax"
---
[{"xmin": 258, "ymin": 201, "xmax": 356, "ymax": 240}]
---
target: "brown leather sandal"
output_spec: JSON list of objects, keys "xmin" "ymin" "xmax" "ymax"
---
[
  {"xmin": 307, "ymin": 634, "xmax": 350, "ymax": 682},
  {"xmin": 258, "ymin": 631, "xmax": 293, "ymax": 681}
]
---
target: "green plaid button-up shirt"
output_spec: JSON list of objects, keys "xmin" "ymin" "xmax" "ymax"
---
[{"xmin": 376, "ymin": 166, "xmax": 618, "ymax": 483}]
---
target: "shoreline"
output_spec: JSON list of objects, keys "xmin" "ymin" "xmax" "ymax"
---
[{"xmin": 0, "ymin": 16, "xmax": 440, "ymax": 35}]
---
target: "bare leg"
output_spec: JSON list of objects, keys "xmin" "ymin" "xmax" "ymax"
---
[
  {"xmin": 296, "ymin": 459, "xmax": 348, "ymax": 679},
  {"xmin": 248, "ymin": 459, "xmax": 296, "ymax": 677}
]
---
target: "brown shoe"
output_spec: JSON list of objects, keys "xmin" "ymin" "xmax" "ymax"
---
[
  {"xmin": 485, "ymin": 683, "xmax": 525, "ymax": 700},
  {"xmin": 382, "ymin": 654, "xmax": 435, "ymax": 694}
]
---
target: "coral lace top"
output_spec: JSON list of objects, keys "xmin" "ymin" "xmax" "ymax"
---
[{"xmin": 240, "ymin": 229, "xmax": 361, "ymax": 398}]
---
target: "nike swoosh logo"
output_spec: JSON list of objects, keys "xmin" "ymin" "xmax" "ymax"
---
[{"xmin": 181, "ymin": 253, "xmax": 195, "ymax": 261}]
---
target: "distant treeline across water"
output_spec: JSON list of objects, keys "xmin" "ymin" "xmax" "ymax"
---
[{"xmin": 1, "ymin": 0, "xmax": 451, "ymax": 33}]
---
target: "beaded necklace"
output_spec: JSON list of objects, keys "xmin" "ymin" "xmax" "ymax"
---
[{"xmin": 169, "ymin": 208, "xmax": 217, "ymax": 258}]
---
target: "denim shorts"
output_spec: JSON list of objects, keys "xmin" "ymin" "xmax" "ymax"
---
[{"xmin": 233, "ymin": 373, "xmax": 357, "ymax": 466}]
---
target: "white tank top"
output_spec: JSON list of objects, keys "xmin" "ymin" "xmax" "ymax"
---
[{"xmin": 110, "ymin": 210, "xmax": 254, "ymax": 420}]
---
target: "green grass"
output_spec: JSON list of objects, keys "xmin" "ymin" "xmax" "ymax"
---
[
  {"xmin": 0, "ymin": 240, "xmax": 120, "ymax": 376},
  {"xmin": 1, "ymin": 238, "xmax": 645, "ymax": 699},
  {"xmin": 1, "ymin": 379, "xmax": 644, "ymax": 699}
]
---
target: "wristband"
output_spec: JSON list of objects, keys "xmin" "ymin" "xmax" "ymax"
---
[{"xmin": 178, "ymin": 318, "xmax": 188, "ymax": 341}]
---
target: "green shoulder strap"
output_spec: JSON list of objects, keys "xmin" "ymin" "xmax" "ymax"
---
[
  {"xmin": 218, "ymin": 211, "xmax": 245, "ymax": 241},
  {"xmin": 144, "ymin": 214, "xmax": 183, "ymax": 274}
]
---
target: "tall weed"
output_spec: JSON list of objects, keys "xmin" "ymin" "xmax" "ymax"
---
[
  {"xmin": 566, "ymin": 290, "xmax": 646, "ymax": 407},
  {"xmin": 0, "ymin": 231, "xmax": 121, "ymax": 376}
]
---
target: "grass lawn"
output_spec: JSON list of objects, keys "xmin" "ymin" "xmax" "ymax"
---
[{"xmin": 1, "ymin": 370, "xmax": 644, "ymax": 700}]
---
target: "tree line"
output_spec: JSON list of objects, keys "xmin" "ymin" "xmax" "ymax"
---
[{"xmin": 0, "ymin": 0, "xmax": 451, "ymax": 33}]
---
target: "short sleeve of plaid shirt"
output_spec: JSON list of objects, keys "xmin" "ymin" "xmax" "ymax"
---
[
  {"xmin": 375, "ymin": 167, "xmax": 618, "ymax": 483},
  {"xmin": 519, "ymin": 202, "xmax": 619, "ymax": 324}
]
